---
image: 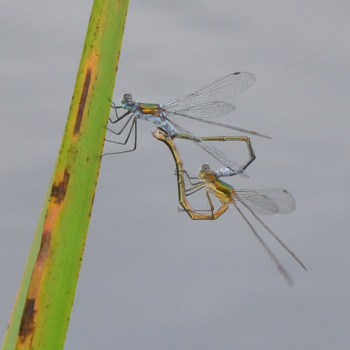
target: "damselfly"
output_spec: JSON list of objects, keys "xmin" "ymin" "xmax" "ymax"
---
[
  {"xmin": 153, "ymin": 129, "xmax": 306, "ymax": 286},
  {"xmin": 106, "ymin": 72, "xmax": 270, "ymax": 176}
]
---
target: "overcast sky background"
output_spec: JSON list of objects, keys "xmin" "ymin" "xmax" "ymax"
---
[{"xmin": 1, "ymin": 1, "xmax": 350, "ymax": 349}]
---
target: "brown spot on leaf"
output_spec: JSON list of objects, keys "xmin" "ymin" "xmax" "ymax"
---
[
  {"xmin": 115, "ymin": 52, "xmax": 121, "ymax": 72},
  {"xmin": 74, "ymin": 67, "xmax": 92, "ymax": 135},
  {"xmin": 88, "ymin": 190, "xmax": 96, "ymax": 218},
  {"xmin": 36, "ymin": 230, "xmax": 51, "ymax": 266},
  {"xmin": 18, "ymin": 298, "xmax": 36, "ymax": 343},
  {"xmin": 50, "ymin": 169, "xmax": 70, "ymax": 204}
]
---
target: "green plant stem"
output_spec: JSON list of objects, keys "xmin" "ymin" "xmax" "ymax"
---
[{"xmin": 2, "ymin": 1, "xmax": 129, "ymax": 349}]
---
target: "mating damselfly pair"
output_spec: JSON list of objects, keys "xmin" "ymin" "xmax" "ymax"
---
[{"xmin": 105, "ymin": 71, "xmax": 305, "ymax": 284}]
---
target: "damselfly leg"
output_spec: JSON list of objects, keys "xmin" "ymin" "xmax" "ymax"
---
[
  {"xmin": 104, "ymin": 119, "xmax": 137, "ymax": 156},
  {"xmin": 109, "ymin": 101, "xmax": 132, "ymax": 124}
]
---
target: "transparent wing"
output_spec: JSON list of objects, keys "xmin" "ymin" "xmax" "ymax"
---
[
  {"xmin": 164, "ymin": 72, "xmax": 270, "ymax": 139},
  {"xmin": 165, "ymin": 72, "xmax": 256, "ymax": 109},
  {"xmin": 168, "ymin": 108, "xmax": 271, "ymax": 138},
  {"xmin": 170, "ymin": 101, "xmax": 235, "ymax": 118},
  {"xmin": 169, "ymin": 118, "xmax": 247, "ymax": 177},
  {"xmin": 235, "ymin": 189, "xmax": 296, "ymax": 215}
]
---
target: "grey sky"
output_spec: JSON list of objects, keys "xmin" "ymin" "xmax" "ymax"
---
[{"xmin": 1, "ymin": 1, "xmax": 350, "ymax": 349}]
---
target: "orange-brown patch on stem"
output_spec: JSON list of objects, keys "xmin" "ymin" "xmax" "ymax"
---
[
  {"xmin": 18, "ymin": 298, "xmax": 36, "ymax": 344},
  {"xmin": 74, "ymin": 68, "xmax": 92, "ymax": 135},
  {"xmin": 50, "ymin": 169, "xmax": 70, "ymax": 205}
]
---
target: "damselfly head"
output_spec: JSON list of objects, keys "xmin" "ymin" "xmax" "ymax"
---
[
  {"xmin": 122, "ymin": 93, "xmax": 133, "ymax": 104},
  {"xmin": 199, "ymin": 164, "xmax": 211, "ymax": 173},
  {"xmin": 198, "ymin": 164, "xmax": 213, "ymax": 177}
]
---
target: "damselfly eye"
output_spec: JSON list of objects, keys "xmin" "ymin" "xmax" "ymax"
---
[
  {"xmin": 199, "ymin": 164, "xmax": 210, "ymax": 173},
  {"xmin": 122, "ymin": 93, "xmax": 133, "ymax": 103}
]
